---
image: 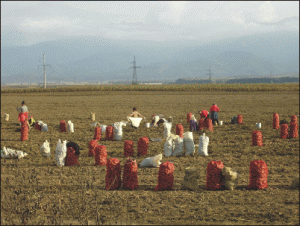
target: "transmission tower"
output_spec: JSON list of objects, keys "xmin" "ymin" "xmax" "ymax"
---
[
  {"xmin": 129, "ymin": 56, "xmax": 140, "ymax": 85},
  {"xmin": 38, "ymin": 54, "xmax": 51, "ymax": 88},
  {"xmin": 206, "ymin": 65, "xmax": 214, "ymax": 83}
]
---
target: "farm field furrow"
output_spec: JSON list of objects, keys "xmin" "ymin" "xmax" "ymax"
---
[{"xmin": 1, "ymin": 89, "xmax": 299, "ymax": 225}]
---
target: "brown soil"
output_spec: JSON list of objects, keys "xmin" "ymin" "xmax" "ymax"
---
[{"xmin": 1, "ymin": 90, "xmax": 299, "ymax": 225}]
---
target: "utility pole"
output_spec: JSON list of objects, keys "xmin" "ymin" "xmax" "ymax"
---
[
  {"xmin": 129, "ymin": 56, "xmax": 140, "ymax": 85},
  {"xmin": 38, "ymin": 54, "xmax": 51, "ymax": 88},
  {"xmin": 206, "ymin": 65, "xmax": 214, "ymax": 83}
]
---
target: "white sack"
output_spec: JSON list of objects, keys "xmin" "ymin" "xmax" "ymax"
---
[
  {"xmin": 164, "ymin": 136, "xmax": 175, "ymax": 157},
  {"xmin": 40, "ymin": 140, "xmax": 51, "ymax": 157},
  {"xmin": 163, "ymin": 121, "xmax": 172, "ymax": 138},
  {"xmin": 184, "ymin": 132, "xmax": 195, "ymax": 155},
  {"xmin": 128, "ymin": 117, "xmax": 143, "ymax": 128},
  {"xmin": 4, "ymin": 113, "xmax": 9, "ymax": 122},
  {"xmin": 100, "ymin": 124, "xmax": 107, "ymax": 133},
  {"xmin": 41, "ymin": 123, "xmax": 48, "ymax": 132},
  {"xmin": 55, "ymin": 139, "xmax": 67, "ymax": 167},
  {"xmin": 1, "ymin": 147, "xmax": 28, "ymax": 159},
  {"xmin": 113, "ymin": 121, "xmax": 126, "ymax": 141},
  {"xmin": 140, "ymin": 154, "xmax": 163, "ymax": 168},
  {"xmin": 172, "ymin": 136, "xmax": 185, "ymax": 156},
  {"xmin": 198, "ymin": 133, "xmax": 209, "ymax": 156},
  {"xmin": 67, "ymin": 120, "xmax": 74, "ymax": 133}
]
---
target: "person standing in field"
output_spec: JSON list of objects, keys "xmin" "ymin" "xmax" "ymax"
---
[
  {"xmin": 128, "ymin": 107, "xmax": 144, "ymax": 118},
  {"xmin": 151, "ymin": 114, "xmax": 166, "ymax": 127},
  {"xmin": 17, "ymin": 101, "xmax": 28, "ymax": 124},
  {"xmin": 210, "ymin": 103, "xmax": 220, "ymax": 125}
]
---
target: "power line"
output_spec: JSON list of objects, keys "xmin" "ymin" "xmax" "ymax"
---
[
  {"xmin": 38, "ymin": 54, "xmax": 51, "ymax": 88},
  {"xmin": 129, "ymin": 55, "xmax": 140, "ymax": 85},
  {"xmin": 206, "ymin": 65, "xmax": 214, "ymax": 83}
]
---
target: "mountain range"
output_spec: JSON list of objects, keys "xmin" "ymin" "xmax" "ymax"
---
[{"xmin": 1, "ymin": 31, "xmax": 299, "ymax": 85}]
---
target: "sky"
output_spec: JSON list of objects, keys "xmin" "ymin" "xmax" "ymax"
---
[{"xmin": 1, "ymin": 1, "xmax": 299, "ymax": 46}]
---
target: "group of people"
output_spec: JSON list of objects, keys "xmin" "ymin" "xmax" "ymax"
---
[
  {"xmin": 127, "ymin": 103, "xmax": 220, "ymax": 128},
  {"xmin": 16, "ymin": 101, "xmax": 220, "ymax": 130},
  {"xmin": 199, "ymin": 103, "xmax": 220, "ymax": 125}
]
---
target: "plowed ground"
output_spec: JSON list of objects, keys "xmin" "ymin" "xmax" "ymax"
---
[{"xmin": 1, "ymin": 90, "xmax": 299, "ymax": 225}]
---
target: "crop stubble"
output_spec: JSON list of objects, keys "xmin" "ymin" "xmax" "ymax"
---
[{"xmin": 1, "ymin": 89, "xmax": 299, "ymax": 225}]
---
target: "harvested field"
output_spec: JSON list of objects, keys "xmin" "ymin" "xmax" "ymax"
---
[{"xmin": 1, "ymin": 87, "xmax": 299, "ymax": 225}]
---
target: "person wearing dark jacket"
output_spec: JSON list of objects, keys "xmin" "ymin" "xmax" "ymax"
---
[{"xmin": 210, "ymin": 103, "xmax": 220, "ymax": 125}]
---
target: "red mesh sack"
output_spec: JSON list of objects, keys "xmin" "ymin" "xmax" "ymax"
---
[
  {"xmin": 206, "ymin": 119, "xmax": 213, "ymax": 132},
  {"xmin": 65, "ymin": 147, "xmax": 79, "ymax": 166},
  {"xmin": 198, "ymin": 118, "xmax": 205, "ymax": 131},
  {"xmin": 93, "ymin": 127, "xmax": 101, "ymax": 141},
  {"xmin": 176, "ymin": 124, "xmax": 184, "ymax": 138},
  {"xmin": 155, "ymin": 161, "xmax": 175, "ymax": 191},
  {"xmin": 289, "ymin": 122, "xmax": 298, "ymax": 138},
  {"xmin": 123, "ymin": 158, "xmax": 138, "ymax": 190},
  {"xmin": 137, "ymin": 137, "xmax": 149, "ymax": 157},
  {"xmin": 88, "ymin": 140, "xmax": 98, "ymax": 157},
  {"xmin": 291, "ymin": 115, "xmax": 297, "ymax": 124},
  {"xmin": 60, "ymin": 120, "xmax": 67, "ymax": 132},
  {"xmin": 105, "ymin": 125, "xmax": 114, "ymax": 141},
  {"xmin": 124, "ymin": 140, "xmax": 134, "ymax": 157},
  {"xmin": 247, "ymin": 160, "xmax": 268, "ymax": 190},
  {"xmin": 251, "ymin": 131, "xmax": 263, "ymax": 146},
  {"xmin": 35, "ymin": 123, "xmax": 41, "ymax": 131},
  {"xmin": 272, "ymin": 113, "xmax": 280, "ymax": 129},
  {"xmin": 94, "ymin": 145, "xmax": 107, "ymax": 166},
  {"xmin": 105, "ymin": 158, "xmax": 121, "ymax": 190},
  {"xmin": 21, "ymin": 120, "xmax": 29, "ymax": 141},
  {"xmin": 205, "ymin": 160, "xmax": 224, "ymax": 190},
  {"xmin": 280, "ymin": 124, "xmax": 289, "ymax": 139},
  {"xmin": 237, "ymin": 114, "xmax": 243, "ymax": 124},
  {"xmin": 187, "ymin": 112, "xmax": 193, "ymax": 123}
]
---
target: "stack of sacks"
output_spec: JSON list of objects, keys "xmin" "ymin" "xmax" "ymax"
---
[
  {"xmin": 1, "ymin": 147, "xmax": 28, "ymax": 159},
  {"xmin": 40, "ymin": 140, "xmax": 51, "ymax": 157},
  {"xmin": 183, "ymin": 132, "xmax": 195, "ymax": 156},
  {"xmin": 222, "ymin": 167, "xmax": 239, "ymax": 190},
  {"xmin": 55, "ymin": 139, "xmax": 67, "ymax": 167},
  {"xmin": 140, "ymin": 154, "xmax": 162, "ymax": 168}
]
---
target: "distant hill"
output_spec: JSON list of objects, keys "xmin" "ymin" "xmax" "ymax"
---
[{"xmin": 1, "ymin": 31, "xmax": 298, "ymax": 84}]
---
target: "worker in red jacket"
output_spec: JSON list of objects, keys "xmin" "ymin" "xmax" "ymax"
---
[
  {"xmin": 209, "ymin": 103, "xmax": 220, "ymax": 125},
  {"xmin": 199, "ymin": 110, "xmax": 209, "ymax": 118}
]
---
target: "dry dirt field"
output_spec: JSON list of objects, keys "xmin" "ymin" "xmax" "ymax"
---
[{"xmin": 1, "ymin": 88, "xmax": 299, "ymax": 225}]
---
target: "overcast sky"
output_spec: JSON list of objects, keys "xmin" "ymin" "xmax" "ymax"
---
[{"xmin": 1, "ymin": 1, "xmax": 299, "ymax": 45}]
